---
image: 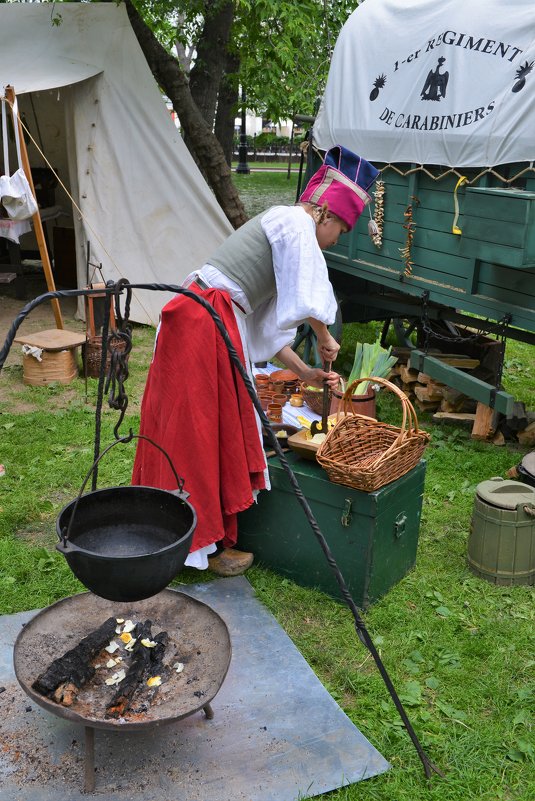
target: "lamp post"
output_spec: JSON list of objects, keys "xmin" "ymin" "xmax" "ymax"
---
[{"xmin": 235, "ymin": 89, "xmax": 250, "ymax": 175}]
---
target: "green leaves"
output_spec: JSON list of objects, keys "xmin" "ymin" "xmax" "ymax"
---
[
  {"xmin": 506, "ymin": 739, "xmax": 534, "ymax": 763},
  {"xmin": 35, "ymin": 547, "xmax": 56, "ymax": 574},
  {"xmin": 399, "ymin": 680, "xmax": 423, "ymax": 707}
]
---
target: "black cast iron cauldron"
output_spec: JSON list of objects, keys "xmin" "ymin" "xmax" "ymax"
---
[{"xmin": 56, "ymin": 435, "xmax": 196, "ymax": 603}]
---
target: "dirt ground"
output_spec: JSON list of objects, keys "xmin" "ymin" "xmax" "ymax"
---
[
  {"xmin": 0, "ymin": 272, "xmax": 154, "ymax": 415},
  {"xmin": 0, "ymin": 274, "xmax": 83, "ymax": 362}
]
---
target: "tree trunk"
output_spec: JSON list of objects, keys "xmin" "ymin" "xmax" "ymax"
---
[
  {"xmin": 124, "ymin": 0, "xmax": 247, "ymax": 229},
  {"xmin": 215, "ymin": 52, "xmax": 240, "ymax": 168},
  {"xmin": 183, "ymin": 1, "xmax": 234, "ymax": 174},
  {"xmin": 189, "ymin": 2, "xmax": 234, "ymax": 128}
]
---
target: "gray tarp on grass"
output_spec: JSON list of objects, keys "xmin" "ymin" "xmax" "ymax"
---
[{"xmin": 0, "ymin": 576, "xmax": 389, "ymax": 801}]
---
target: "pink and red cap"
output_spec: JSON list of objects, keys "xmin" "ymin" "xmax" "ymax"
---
[{"xmin": 300, "ymin": 145, "xmax": 379, "ymax": 231}]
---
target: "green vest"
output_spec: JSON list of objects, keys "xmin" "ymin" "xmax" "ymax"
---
[{"xmin": 208, "ymin": 210, "xmax": 277, "ymax": 309}]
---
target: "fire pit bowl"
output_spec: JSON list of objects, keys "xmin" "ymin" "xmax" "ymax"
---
[
  {"xmin": 56, "ymin": 485, "xmax": 196, "ymax": 602},
  {"xmin": 14, "ymin": 589, "xmax": 231, "ymax": 731}
]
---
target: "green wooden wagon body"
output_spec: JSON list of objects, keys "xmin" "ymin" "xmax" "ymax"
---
[{"xmin": 304, "ymin": 151, "xmax": 535, "ymax": 413}]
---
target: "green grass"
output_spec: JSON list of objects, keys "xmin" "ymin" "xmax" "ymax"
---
[
  {"xmin": 234, "ymin": 170, "xmax": 299, "ymax": 216},
  {"xmin": 0, "ymin": 171, "xmax": 533, "ymax": 800}
]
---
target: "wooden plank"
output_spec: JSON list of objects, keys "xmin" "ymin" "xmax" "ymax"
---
[
  {"xmin": 471, "ymin": 402, "xmax": 495, "ymax": 440},
  {"xmin": 440, "ymin": 397, "xmax": 466, "ymax": 413},
  {"xmin": 414, "ymin": 398, "xmax": 440, "ymax": 412},
  {"xmin": 408, "ymin": 350, "xmax": 514, "ymax": 415},
  {"xmin": 0, "ymin": 272, "xmax": 17, "ymax": 284},
  {"xmin": 432, "ymin": 411, "xmax": 476, "ymax": 429},
  {"xmin": 462, "ymin": 217, "xmax": 528, "ymax": 249},
  {"xmin": 464, "ymin": 187, "xmax": 534, "ymax": 222},
  {"xmin": 477, "ymin": 262, "xmax": 535, "ymax": 294},
  {"xmin": 399, "ymin": 364, "xmax": 419, "ymax": 383},
  {"xmin": 492, "ymin": 430, "xmax": 506, "ymax": 446},
  {"xmin": 327, "ymin": 256, "xmax": 535, "ymax": 334},
  {"xmin": 14, "ymin": 328, "xmax": 86, "ymax": 350},
  {"xmin": 517, "ymin": 421, "xmax": 535, "ymax": 447},
  {"xmin": 460, "ymin": 237, "xmax": 530, "ymax": 268}
]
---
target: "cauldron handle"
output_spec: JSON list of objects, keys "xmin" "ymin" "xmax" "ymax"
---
[{"xmin": 61, "ymin": 433, "xmax": 185, "ymax": 546}]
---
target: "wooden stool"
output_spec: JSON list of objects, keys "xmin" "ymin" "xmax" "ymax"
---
[{"xmin": 14, "ymin": 329, "xmax": 86, "ymax": 386}]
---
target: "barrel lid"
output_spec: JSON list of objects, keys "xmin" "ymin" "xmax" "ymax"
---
[{"xmin": 476, "ymin": 477, "xmax": 535, "ymax": 509}]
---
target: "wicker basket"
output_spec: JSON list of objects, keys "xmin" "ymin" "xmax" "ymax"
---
[
  {"xmin": 82, "ymin": 335, "xmax": 126, "ymax": 378},
  {"xmin": 300, "ymin": 381, "xmax": 331, "ymax": 415},
  {"xmin": 316, "ymin": 377, "xmax": 430, "ymax": 492}
]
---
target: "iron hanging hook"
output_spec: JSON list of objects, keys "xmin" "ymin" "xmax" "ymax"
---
[{"xmin": 101, "ymin": 280, "xmax": 133, "ymax": 439}]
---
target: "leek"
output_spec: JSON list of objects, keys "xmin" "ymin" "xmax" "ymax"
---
[{"xmin": 347, "ymin": 338, "xmax": 398, "ymax": 395}]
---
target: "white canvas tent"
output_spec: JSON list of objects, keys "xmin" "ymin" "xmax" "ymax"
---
[{"xmin": 0, "ymin": 2, "xmax": 233, "ymax": 325}]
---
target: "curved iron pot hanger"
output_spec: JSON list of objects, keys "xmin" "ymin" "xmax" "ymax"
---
[{"xmin": 0, "ymin": 280, "xmax": 443, "ymax": 780}]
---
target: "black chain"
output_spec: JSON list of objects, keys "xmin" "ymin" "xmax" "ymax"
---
[
  {"xmin": 103, "ymin": 279, "xmax": 133, "ymax": 439},
  {"xmin": 421, "ymin": 291, "xmax": 512, "ymax": 353},
  {"xmin": 494, "ymin": 312, "xmax": 512, "ymax": 387}
]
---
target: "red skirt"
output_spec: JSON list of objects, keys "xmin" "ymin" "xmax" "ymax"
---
[{"xmin": 132, "ymin": 285, "xmax": 266, "ymax": 552}]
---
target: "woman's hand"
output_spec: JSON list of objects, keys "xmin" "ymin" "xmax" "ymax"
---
[
  {"xmin": 301, "ymin": 365, "xmax": 340, "ymax": 390},
  {"xmin": 275, "ymin": 345, "xmax": 341, "ymax": 389}
]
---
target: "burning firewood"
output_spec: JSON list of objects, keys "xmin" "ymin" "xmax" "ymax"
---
[
  {"xmin": 106, "ymin": 619, "xmax": 165, "ymax": 718},
  {"xmin": 32, "ymin": 617, "xmax": 117, "ymax": 705}
]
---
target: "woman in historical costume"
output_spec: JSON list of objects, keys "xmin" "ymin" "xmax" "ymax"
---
[{"xmin": 132, "ymin": 145, "xmax": 379, "ymax": 576}]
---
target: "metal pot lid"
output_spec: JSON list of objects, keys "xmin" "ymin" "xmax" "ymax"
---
[
  {"xmin": 476, "ymin": 476, "xmax": 535, "ymax": 509},
  {"xmin": 520, "ymin": 450, "xmax": 535, "ymax": 476}
]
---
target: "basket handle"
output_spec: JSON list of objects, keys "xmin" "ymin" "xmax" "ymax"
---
[{"xmin": 343, "ymin": 375, "xmax": 420, "ymax": 433}]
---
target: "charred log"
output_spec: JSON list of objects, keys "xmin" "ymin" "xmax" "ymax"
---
[
  {"xmin": 106, "ymin": 620, "xmax": 157, "ymax": 719},
  {"xmin": 146, "ymin": 630, "xmax": 170, "ymax": 701},
  {"xmin": 32, "ymin": 617, "xmax": 117, "ymax": 703}
]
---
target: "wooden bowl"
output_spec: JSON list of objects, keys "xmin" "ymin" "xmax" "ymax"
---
[{"xmin": 270, "ymin": 369, "xmax": 299, "ymax": 382}]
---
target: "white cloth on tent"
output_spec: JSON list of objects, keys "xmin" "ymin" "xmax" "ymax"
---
[
  {"xmin": 0, "ymin": 97, "xmax": 38, "ymax": 222},
  {"xmin": 314, "ymin": 0, "xmax": 535, "ymax": 168}
]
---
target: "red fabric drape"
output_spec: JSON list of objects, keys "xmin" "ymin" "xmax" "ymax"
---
[{"xmin": 132, "ymin": 286, "xmax": 266, "ymax": 552}]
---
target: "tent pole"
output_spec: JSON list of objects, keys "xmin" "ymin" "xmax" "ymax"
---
[{"xmin": 5, "ymin": 85, "xmax": 63, "ymax": 329}]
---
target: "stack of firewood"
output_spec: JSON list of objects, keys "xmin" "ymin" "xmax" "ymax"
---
[
  {"xmin": 388, "ymin": 349, "xmax": 480, "ymax": 417},
  {"xmin": 388, "ymin": 349, "xmax": 535, "ymax": 446}
]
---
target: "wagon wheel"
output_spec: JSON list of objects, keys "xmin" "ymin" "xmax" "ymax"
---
[
  {"xmin": 292, "ymin": 303, "xmax": 343, "ymax": 367},
  {"xmin": 380, "ymin": 316, "xmax": 422, "ymax": 348}
]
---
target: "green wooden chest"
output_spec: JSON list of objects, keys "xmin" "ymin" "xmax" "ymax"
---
[{"xmin": 238, "ymin": 454, "xmax": 426, "ymax": 607}]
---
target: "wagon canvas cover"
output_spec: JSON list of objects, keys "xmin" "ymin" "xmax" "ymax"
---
[{"xmin": 314, "ymin": 0, "xmax": 535, "ymax": 167}]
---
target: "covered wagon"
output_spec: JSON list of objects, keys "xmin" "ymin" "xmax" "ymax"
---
[{"xmin": 302, "ymin": 0, "xmax": 535, "ymax": 415}]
